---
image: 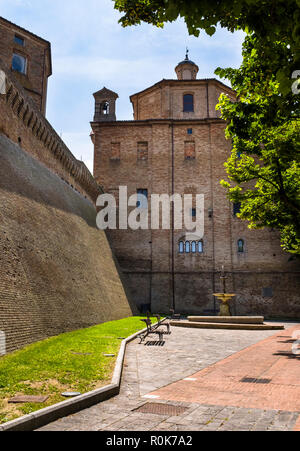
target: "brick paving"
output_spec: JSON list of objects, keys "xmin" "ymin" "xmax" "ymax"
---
[{"xmin": 37, "ymin": 322, "xmax": 300, "ymax": 432}]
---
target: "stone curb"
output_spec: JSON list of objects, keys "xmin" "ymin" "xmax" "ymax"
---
[{"xmin": 0, "ymin": 327, "xmax": 147, "ymax": 432}]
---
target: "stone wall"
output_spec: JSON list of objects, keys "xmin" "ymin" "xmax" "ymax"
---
[{"xmin": 0, "ymin": 135, "xmax": 136, "ymax": 353}]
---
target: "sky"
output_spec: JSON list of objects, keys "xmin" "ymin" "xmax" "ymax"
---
[{"xmin": 0, "ymin": 0, "xmax": 245, "ymax": 173}]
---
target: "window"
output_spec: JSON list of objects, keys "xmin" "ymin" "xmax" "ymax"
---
[
  {"xmin": 183, "ymin": 94, "xmax": 194, "ymax": 112},
  {"xmin": 191, "ymin": 208, "xmax": 196, "ymax": 218},
  {"xmin": 102, "ymin": 101, "xmax": 110, "ymax": 115},
  {"xmin": 187, "ymin": 128, "xmax": 193, "ymax": 135},
  {"xmin": 137, "ymin": 142, "xmax": 148, "ymax": 161},
  {"xmin": 198, "ymin": 241, "xmax": 204, "ymax": 253},
  {"xmin": 263, "ymin": 287, "xmax": 273, "ymax": 298},
  {"xmin": 137, "ymin": 189, "xmax": 148, "ymax": 209},
  {"xmin": 184, "ymin": 141, "xmax": 196, "ymax": 160},
  {"xmin": 233, "ymin": 202, "xmax": 241, "ymax": 217},
  {"xmin": 238, "ymin": 239, "xmax": 245, "ymax": 253},
  {"xmin": 12, "ymin": 53, "xmax": 27, "ymax": 74},
  {"xmin": 179, "ymin": 240, "xmax": 204, "ymax": 255},
  {"xmin": 14, "ymin": 35, "xmax": 25, "ymax": 46},
  {"xmin": 110, "ymin": 142, "xmax": 120, "ymax": 161}
]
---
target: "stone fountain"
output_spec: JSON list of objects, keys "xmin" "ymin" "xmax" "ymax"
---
[
  {"xmin": 213, "ymin": 266, "xmax": 235, "ymax": 316},
  {"xmin": 169, "ymin": 265, "xmax": 285, "ymax": 330}
]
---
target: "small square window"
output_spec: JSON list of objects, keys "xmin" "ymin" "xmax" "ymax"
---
[
  {"xmin": 187, "ymin": 128, "xmax": 193, "ymax": 135},
  {"xmin": 191, "ymin": 208, "xmax": 196, "ymax": 218},
  {"xmin": 14, "ymin": 35, "xmax": 25, "ymax": 46},
  {"xmin": 12, "ymin": 53, "xmax": 27, "ymax": 74}
]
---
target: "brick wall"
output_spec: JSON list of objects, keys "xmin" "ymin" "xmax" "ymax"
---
[
  {"xmin": 0, "ymin": 58, "xmax": 100, "ymax": 203},
  {"xmin": 0, "ymin": 17, "xmax": 51, "ymax": 114},
  {"xmin": 0, "ymin": 135, "xmax": 136, "ymax": 353},
  {"xmin": 92, "ymin": 114, "xmax": 300, "ymax": 318}
]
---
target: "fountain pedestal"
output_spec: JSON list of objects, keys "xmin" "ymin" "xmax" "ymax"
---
[{"xmin": 213, "ymin": 293, "xmax": 236, "ymax": 317}]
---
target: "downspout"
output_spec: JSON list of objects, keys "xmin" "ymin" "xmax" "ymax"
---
[
  {"xmin": 171, "ymin": 121, "xmax": 175, "ymax": 312},
  {"xmin": 40, "ymin": 48, "xmax": 47, "ymax": 115}
]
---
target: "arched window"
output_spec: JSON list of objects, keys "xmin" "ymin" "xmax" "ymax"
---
[
  {"xmin": 179, "ymin": 242, "xmax": 184, "ymax": 254},
  {"xmin": 102, "ymin": 101, "xmax": 110, "ymax": 115},
  {"xmin": 183, "ymin": 94, "xmax": 194, "ymax": 112},
  {"xmin": 198, "ymin": 241, "xmax": 204, "ymax": 254},
  {"xmin": 178, "ymin": 240, "xmax": 204, "ymax": 255},
  {"xmin": 238, "ymin": 239, "xmax": 245, "ymax": 253}
]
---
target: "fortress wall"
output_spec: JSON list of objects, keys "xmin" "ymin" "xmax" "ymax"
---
[
  {"xmin": 0, "ymin": 135, "xmax": 136, "ymax": 353},
  {"xmin": 0, "ymin": 58, "xmax": 100, "ymax": 203}
]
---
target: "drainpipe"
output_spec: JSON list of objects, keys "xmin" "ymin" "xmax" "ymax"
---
[{"xmin": 171, "ymin": 121, "xmax": 176, "ymax": 312}]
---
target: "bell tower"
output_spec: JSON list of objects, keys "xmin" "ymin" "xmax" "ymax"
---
[
  {"xmin": 175, "ymin": 50, "xmax": 199, "ymax": 80},
  {"xmin": 93, "ymin": 87, "xmax": 119, "ymax": 122}
]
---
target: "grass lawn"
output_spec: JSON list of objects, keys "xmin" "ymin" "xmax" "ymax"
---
[{"xmin": 0, "ymin": 316, "xmax": 156, "ymax": 424}]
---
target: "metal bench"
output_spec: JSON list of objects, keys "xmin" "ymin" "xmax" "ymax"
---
[
  {"xmin": 138, "ymin": 318, "xmax": 165, "ymax": 344},
  {"xmin": 153, "ymin": 314, "xmax": 171, "ymax": 335}
]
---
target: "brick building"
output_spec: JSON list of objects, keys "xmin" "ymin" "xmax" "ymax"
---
[
  {"xmin": 91, "ymin": 54, "xmax": 300, "ymax": 317},
  {"xmin": 0, "ymin": 16, "xmax": 51, "ymax": 115}
]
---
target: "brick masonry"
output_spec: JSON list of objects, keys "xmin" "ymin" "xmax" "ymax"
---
[
  {"xmin": 92, "ymin": 68, "xmax": 300, "ymax": 317},
  {"xmin": 0, "ymin": 57, "xmax": 100, "ymax": 203},
  {"xmin": 0, "ymin": 135, "xmax": 136, "ymax": 353},
  {"xmin": 0, "ymin": 20, "xmax": 137, "ymax": 353},
  {"xmin": 0, "ymin": 16, "xmax": 51, "ymax": 115}
]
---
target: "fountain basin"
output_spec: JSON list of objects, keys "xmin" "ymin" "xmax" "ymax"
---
[{"xmin": 187, "ymin": 316, "xmax": 265, "ymax": 325}]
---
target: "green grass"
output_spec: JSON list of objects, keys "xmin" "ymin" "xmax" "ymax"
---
[{"xmin": 0, "ymin": 316, "xmax": 156, "ymax": 424}]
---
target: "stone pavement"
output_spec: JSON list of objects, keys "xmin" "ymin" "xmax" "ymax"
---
[{"xmin": 37, "ymin": 321, "xmax": 300, "ymax": 432}]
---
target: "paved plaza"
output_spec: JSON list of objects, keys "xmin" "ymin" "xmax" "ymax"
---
[{"xmin": 38, "ymin": 322, "xmax": 300, "ymax": 432}]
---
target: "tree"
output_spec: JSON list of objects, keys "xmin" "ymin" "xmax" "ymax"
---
[
  {"xmin": 216, "ymin": 35, "xmax": 300, "ymax": 255},
  {"xmin": 113, "ymin": 0, "xmax": 300, "ymax": 94}
]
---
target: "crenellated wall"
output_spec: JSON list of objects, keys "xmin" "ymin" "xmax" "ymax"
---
[
  {"xmin": 0, "ymin": 58, "xmax": 137, "ymax": 353},
  {"xmin": 0, "ymin": 58, "xmax": 100, "ymax": 203}
]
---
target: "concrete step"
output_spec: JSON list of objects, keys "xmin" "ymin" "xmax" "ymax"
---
[
  {"xmin": 170, "ymin": 320, "xmax": 285, "ymax": 331},
  {"xmin": 187, "ymin": 316, "xmax": 265, "ymax": 325}
]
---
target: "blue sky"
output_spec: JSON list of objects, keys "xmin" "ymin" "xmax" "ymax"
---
[{"xmin": 0, "ymin": 0, "xmax": 245, "ymax": 172}]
